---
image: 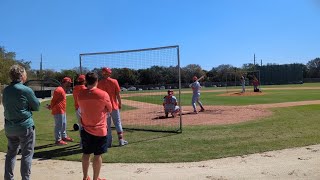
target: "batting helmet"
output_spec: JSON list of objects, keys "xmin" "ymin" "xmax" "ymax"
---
[
  {"xmin": 193, "ymin": 76, "xmax": 198, "ymax": 81},
  {"xmin": 167, "ymin": 89, "xmax": 174, "ymax": 95}
]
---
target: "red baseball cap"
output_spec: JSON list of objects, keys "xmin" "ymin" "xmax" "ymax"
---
[
  {"xmin": 102, "ymin": 67, "xmax": 112, "ymax": 74},
  {"xmin": 62, "ymin": 77, "xmax": 72, "ymax": 83},
  {"xmin": 77, "ymin": 75, "xmax": 85, "ymax": 82}
]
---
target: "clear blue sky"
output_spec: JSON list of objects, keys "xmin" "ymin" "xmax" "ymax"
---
[{"xmin": 1, "ymin": 0, "xmax": 320, "ymax": 71}]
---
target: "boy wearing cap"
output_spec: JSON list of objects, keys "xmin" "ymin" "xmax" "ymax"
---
[
  {"xmin": 73, "ymin": 75, "xmax": 86, "ymax": 146},
  {"xmin": 163, "ymin": 90, "xmax": 180, "ymax": 118},
  {"xmin": 189, "ymin": 76, "xmax": 205, "ymax": 114},
  {"xmin": 97, "ymin": 67, "xmax": 128, "ymax": 147},
  {"xmin": 47, "ymin": 77, "xmax": 74, "ymax": 145}
]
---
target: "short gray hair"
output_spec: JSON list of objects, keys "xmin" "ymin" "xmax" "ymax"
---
[{"xmin": 9, "ymin": 64, "xmax": 26, "ymax": 81}]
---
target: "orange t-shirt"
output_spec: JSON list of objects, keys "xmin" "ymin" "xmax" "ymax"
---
[
  {"xmin": 50, "ymin": 86, "xmax": 66, "ymax": 115},
  {"xmin": 97, "ymin": 77, "xmax": 121, "ymax": 110},
  {"xmin": 78, "ymin": 87, "xmax": 112, "ymax": 137},
  {"xmin": 73, "ymin": 85, "xmax": 86, "ymax": 110}
]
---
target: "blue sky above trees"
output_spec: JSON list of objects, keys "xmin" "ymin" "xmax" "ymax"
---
[{"xmin": 0, "ymin": 0, "xmax": 320, "ymax": 71}]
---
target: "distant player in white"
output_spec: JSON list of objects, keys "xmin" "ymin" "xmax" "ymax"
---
[
  {"xmin": 163, "ymin": 90, "xmax": 180, "ymax": 118},
  {"xmin": 240, "ymin": 75, "xmax": 245, "ymax": 93},
  {"xmin": 190, "ymin": 76, "xmax": 205, "ymax": 114}
]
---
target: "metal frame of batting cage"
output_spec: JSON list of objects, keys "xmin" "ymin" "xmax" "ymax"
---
[
  {"xmin": 225, "ymin": 70, "xmax": 261, "ymax": 93},
  {"xmin": 79, "ymin": 45, "xmax": 182, "ymax": 133}
]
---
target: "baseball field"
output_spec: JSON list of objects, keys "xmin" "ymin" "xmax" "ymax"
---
[{"xmin": 1, "ymin": 83, "xmax": 320, "ymax": 163}]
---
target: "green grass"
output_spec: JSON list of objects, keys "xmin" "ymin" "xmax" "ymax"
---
[
  {"xmin": 125, "ymin": 89, "xmax": 320, "ymax": 106},
  {"xmin": 1, "ymin": 84, "xmax": 320, "ymax": 163},
  {"xmin": 1, "ymin": 103, "xmax": 320, "ymax": 163}
]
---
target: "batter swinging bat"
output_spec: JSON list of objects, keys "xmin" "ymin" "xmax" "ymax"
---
[
  {"xmin": 196, "ymin": 75, "xmax": 205, "ymax": 82},
  {"xmin": 189, "ymin": 75, "xmax": 205, "ymax": 87}
]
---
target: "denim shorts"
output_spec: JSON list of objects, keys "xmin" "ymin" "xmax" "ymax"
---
[{"xmin": 81, "ymin": 129, "xmax": 108, "ymax": 155}]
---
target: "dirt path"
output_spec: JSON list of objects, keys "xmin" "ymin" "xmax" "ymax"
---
[{"xmin": 1, "ymin": 144, "xmax": 320, "ymax": 180}]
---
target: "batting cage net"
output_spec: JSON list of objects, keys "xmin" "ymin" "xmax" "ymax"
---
[{"xmin": 79, "ymin": 45, "xmax": 182, "ymax": 133}]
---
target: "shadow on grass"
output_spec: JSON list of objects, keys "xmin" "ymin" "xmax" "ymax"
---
[{"xmin": 33, "ymin": 144, "xmax": 82, "ymax": 160}]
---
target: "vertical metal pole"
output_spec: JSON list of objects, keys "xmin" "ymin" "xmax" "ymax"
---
[
  {"xmin": 79, "ymin": 54, "xmax": 82, "ymax": 74},
  {"xmin": 258, "ymin": 70, "xmax": 261, "ymax": 91},
  {"xmin": 177, "ymin": 46, "xmax": 182, "ymax": 133},
  {"xmin": 40, "ymin": 54, "xmax": 43, "ymax": 78},
  {"xmin": 40, "ymin": 54, "xmax": 44, "ymax": 91},
  {"xmin": 226, "ymin": 75, "xmax": 228, "ymax": 93}
]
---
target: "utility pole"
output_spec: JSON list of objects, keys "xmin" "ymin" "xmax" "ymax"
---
[
  {"xmin": 254, "ymin": 53, "xmax": 256, "ymax": 66},
  {"xmin": 261, "ymin": 59, "xmax": 262, "ymax": 66},
  {"xmin": 40, "ymin": 54, "xmax": 43, "ymax": 91},
  {"xmin": 40, "ymin": 54, "xmax": 43, "ymax": 78}
]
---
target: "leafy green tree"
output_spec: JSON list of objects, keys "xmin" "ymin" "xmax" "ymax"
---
[
  {"xmin": 0, "ymin": 46, "xmax": 16, "ymax": 84},
  {"xmin": 114, "ymin": 68, "xmax": 139, "ymax": 86},
  {"xmin": 306, "ymin": 58, "xmax": 320, "ymax": 78},
  {"xmin": 181, "ymin": 64, "xmax": 205, "ymax": 83}
]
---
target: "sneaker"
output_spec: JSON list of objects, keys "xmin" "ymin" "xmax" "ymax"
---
[
  {"xmin": 119, "ymin": 139, "xmax": 128, "ymax": 146},
  {"xmin": 199, "ymin": 108, "xmax": 205, "ymax": 112},
  {"xmin": 62, "ymin": 137, "xmax": 74, "ymax": 142},
  {"xmin": 56, "ymin": 140, "xmax": 67, "ymax": 146},
  {"xmin": 194, "ymin": 110, "xmax": 198, "ymax": 114}
]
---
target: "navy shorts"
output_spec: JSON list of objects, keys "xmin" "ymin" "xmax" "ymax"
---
[{"xmin": 81, "ymin": 129, "xmax": 108, "ymax": 155}]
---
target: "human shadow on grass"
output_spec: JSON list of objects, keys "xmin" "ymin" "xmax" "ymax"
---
[
  {"xmin": 152, "ymin": 111, "xmax": 199, "ymax": 120},
  {"xmin": 108, "ymin": 132, "xmax": 178, "ymax": 148},
  {"xmin": 33, "ymin": 144, "xmax": 82, "ymax": 160}
]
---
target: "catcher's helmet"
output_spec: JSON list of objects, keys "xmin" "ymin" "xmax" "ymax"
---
[{"xmin": 167, "ymin": 89, "xmax": 174, "ymax": 95}]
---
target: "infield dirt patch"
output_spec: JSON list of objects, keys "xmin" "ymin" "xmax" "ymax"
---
[{"xmin": 218, "ymin": 91, "xmax": 266, "ymax": 96}]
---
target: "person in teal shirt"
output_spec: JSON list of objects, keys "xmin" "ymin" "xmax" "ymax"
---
[{"xmin": 3, "ymin": 64, "xmax": 40, "ymax": 180}]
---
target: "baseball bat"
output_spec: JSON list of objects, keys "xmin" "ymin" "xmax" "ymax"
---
[
  {"xmin": 189, "ymin": 75, "xmax": 205, "ymax": 87},
  {"xmin": 196, "ymin": 75, "xmax": 205, "ymax": 82}
]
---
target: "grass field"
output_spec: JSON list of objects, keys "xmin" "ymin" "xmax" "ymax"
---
[
  {"xmin": 0, "ymin": 83, "xmax": 320, "ymax": 163},
  {"xmin": 125, "ymin": 89, "xmax": 320, "ymax": 106}
]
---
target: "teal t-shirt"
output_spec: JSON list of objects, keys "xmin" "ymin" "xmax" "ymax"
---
[{"xmin": 3, "ymin": 81, "xmax": 40, "ymax": 134}]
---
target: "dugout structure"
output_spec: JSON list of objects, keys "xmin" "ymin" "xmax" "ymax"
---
[
  {"xmin": 225, "ymin": 70, "xmax": 261, "ymax": 92},
  {"xmin": 79, "ymin": 45, "xmax": 182, "ymax": 133}
]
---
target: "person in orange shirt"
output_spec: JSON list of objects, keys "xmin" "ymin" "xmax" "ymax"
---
[
  {"xmin": 47, "ymin": 77, "xmax": 73, "ymax": 145},
  {"xmin": 97, "ymin": 67, "xmax": 128, "ymax": 147},
  {"xmin": 73, "ymin": 75, "xmax": 86, "ymax": 130},
  {"xmin": 78, "ymin": 72, "xmax": 112, "ymax": 180}
]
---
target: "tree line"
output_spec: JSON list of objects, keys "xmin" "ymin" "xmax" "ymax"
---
[{"xmin": 1, "ymin": 46, "xmax": 320, "ymax": 86}]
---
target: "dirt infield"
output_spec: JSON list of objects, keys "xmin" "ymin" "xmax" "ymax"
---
[
  {"xmin": 121, "ymin": 89, "xmax": 320, "ymax": 126},
  {"xmin": 121, "ymin": 98, "xmax": 320, "ymax": 127},
  {"xmin": 218, "ymin": 91, "xmax": 266, "ymax": 96}
]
